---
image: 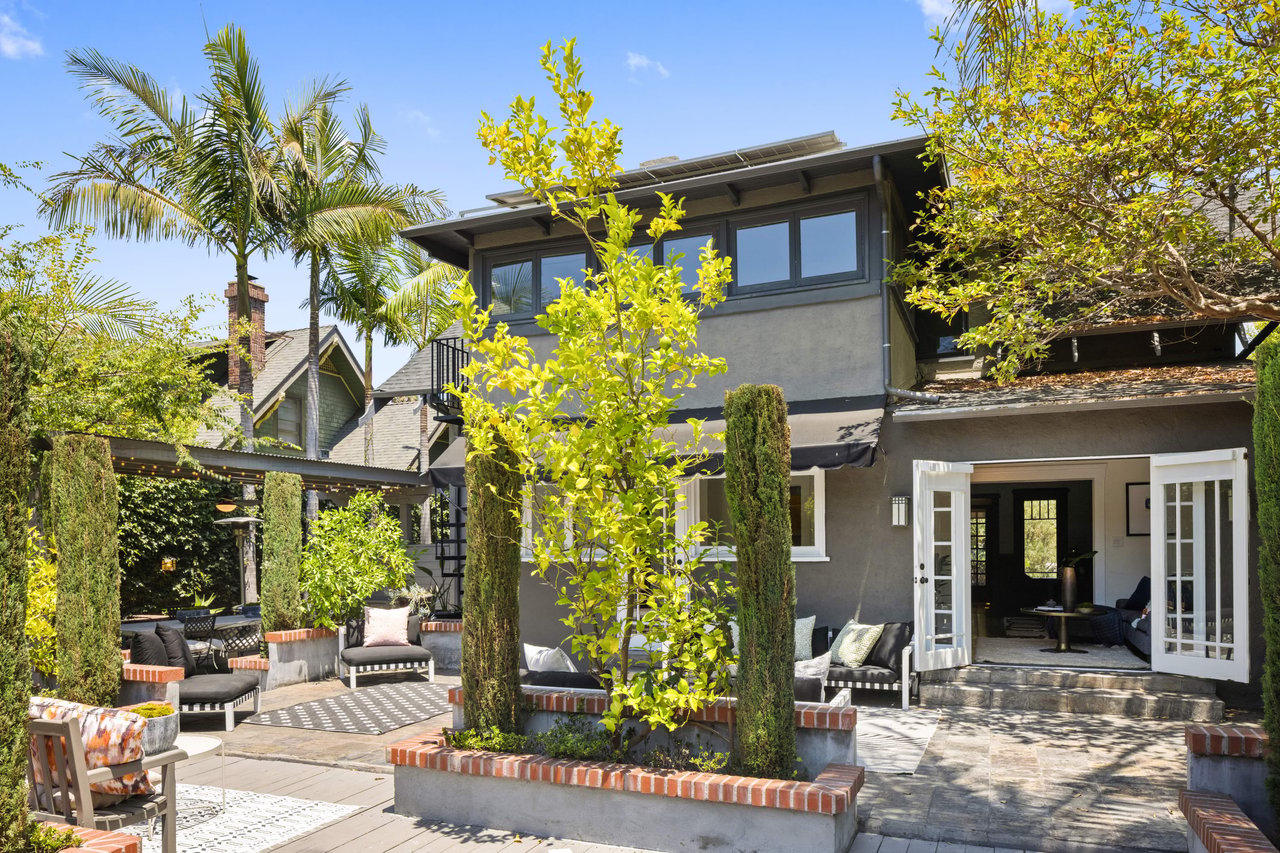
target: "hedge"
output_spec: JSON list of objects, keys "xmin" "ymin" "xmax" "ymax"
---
[
  {"xmin": 261, "ymin": 472, "xmax": 304, "ymax": 633},
  {"xmin": 1255, "ymin": 341, "xmax": 1280, "ymax": 818}
]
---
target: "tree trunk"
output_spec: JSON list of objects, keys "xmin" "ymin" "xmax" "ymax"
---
[
  {"xmin": 363, "ymin": 333, "xmax": 374, "ymax": 466},
  {"xmin": 305, "ymin": 249, "xmax": 321, "ymax": 522},
  {"xmin": 234, "ymin": 255, "xmax": 258, "ymax": 602}
]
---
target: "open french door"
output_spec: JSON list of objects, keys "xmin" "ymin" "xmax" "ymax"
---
[
  {"xmin": 1150, "ymin": 449, "xmax": 1250, "ymax": 682},
  {"xmin": 913, "ymin": 460, "xmax": 974, "ymax": 671}
]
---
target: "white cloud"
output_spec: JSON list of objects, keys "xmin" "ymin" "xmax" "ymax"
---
[
  {"xmin": 0, "ymin": 12, "xmax": 41, "ymax": 59},
  {"xmin": 915, "ymin": 0, "xmax": 955, "ymax": 27},
  {"xmin": 400, "ymin": 108, "xmax": 441, "ymax": 139},
  {"xmin": 626, "ymin": 52, "xmax": 669, "ymax": 79}
]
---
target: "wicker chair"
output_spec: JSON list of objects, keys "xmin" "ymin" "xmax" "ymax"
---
[{"xmin": 28, "ymin": 717, "xmax": 184, "ymax": 853}]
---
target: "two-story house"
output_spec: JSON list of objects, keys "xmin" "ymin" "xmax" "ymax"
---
[{"xmin": 401, "ymin": 132, "xmax": 1260, "ymax": 702}]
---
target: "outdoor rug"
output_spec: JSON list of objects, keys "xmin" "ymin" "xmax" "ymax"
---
[
  {"xmin": 246, "ymin": 681, "xmax": 452, "ymax": 735},
  {"xmin": 122, "ymin": 784, "xmax": 356, "ymax": 853},
  {"xmin": 854, "ymin": 707, "xmax": 941, "ymax": 775}
]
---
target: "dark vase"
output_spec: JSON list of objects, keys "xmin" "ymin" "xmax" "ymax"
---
[{"xmin": 1060, "ymin": 565, "xmax": 1078, "ymax": 612}]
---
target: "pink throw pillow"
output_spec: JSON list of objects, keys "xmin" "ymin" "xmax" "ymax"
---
[{"xmin": 363, "ymin": 605, "xmax": 411, "ymax": 647}]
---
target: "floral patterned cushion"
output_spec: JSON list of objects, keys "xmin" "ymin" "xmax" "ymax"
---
[{"xmin": 28, "ymin": 696, "xmax": 153, "ymax": 805}]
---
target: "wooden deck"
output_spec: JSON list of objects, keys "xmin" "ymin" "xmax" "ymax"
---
[{"xmin": 177, "ymin": 752, "xmax": 656, "ymax": 853}]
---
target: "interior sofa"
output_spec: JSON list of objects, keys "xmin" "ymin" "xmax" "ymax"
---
[
  {"xmin": 1116, "ymin": 577, "xmax": 1152, "ymax": 658},
  {"xmin": 824, "ymin": 622, "xmax": 916, "ymax": 710}
]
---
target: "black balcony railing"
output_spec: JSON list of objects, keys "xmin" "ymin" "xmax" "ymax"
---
[{"xmin": 428, "ymin": 336, "xmax": 469, "ymax": 423}]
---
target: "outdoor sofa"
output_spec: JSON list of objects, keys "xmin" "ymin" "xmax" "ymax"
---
[
  {"xmin": 130, "ymin": 627, "xmax": 260, "ymax": 731},
  {"xmin": 823, "ymin": 621, "xmax": 916, "ymax": 710},
  {"xmin": 339, "ymin": 611, "xmax": 435, "ymax": 688}
]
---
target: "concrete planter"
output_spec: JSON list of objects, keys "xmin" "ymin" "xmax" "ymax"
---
[
  {"xmin": 248, "ymin": 628, "xmax": 339, "ymax": 690},
  {"xmin": 418, "ymin": 619, "xmax": 462, "ymax": 673},
  {"xmin": 1184, "ymin": 723, "xmax": 1277, "ymax": 841},
  {"xmin": 389, "ymin": 686, "xmax": 865, "ymax": 853}
]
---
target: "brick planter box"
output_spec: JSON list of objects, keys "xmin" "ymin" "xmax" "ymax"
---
[
  {"xmin": 236, "ymin": 628, "xmax": 338, "ymax": 691},
  {"xmin": 49, "ymin": 822, "xmax": 142, "ymax": 852},
  {"xmin": 390, "ymin": 686, "xmax": 864, "ymax": 853},
  {"xmin": 1185, "ymin": 724, "xmax": 1277, "ymax": 841},
  {"xmin": 116, "ymin": 650, "xmax": 184, "ymax": 707},
  {"xmin": 418, "ymin": 619, "xmax": 462, "ymax": 672}
]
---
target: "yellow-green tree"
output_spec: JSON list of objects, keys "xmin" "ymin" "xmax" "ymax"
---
[{"xmin": 457, "ymin": 40, "xmax": 736, "ymax": 749}]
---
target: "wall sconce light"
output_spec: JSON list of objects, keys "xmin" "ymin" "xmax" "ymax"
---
[
  {"xmin": 891, "ymin": 496, "xmax": 911, "ymax": 527},
  {"xmin": 160, "ymin": 556, "xmax": 177, "ymax": 573}
]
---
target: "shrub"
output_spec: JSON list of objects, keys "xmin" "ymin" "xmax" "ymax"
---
[
  {"xmin": 260, "ymin": 472, "xmax": 303, "ymax": 632},
  {"xmin": 24, "ymin": 821, "xmax": 80, "ymax": 852},
  {"xmin": 1255, "ymin": 340, "xmax": 1280, "ymax": 818},
  {"xmin": 461, "ymin": 431, "xmax": 522, "ymax": 734},
  {"xmin": 447, "ymin": 726, "xmax": 529, "ymax": 754},
  {"xmin": 300, "ymin": 491, "xmax": 414, "ymax": 629},
  {"xmin": 535, "ymin": 715, "xmax": 616, "ymax": 762},
  {"xmin": 24, "ymin": 527, "xmax": 56, "ymax": 682},
  {"xmin": 0, "ymin": 322, "xmax": 31, "ymax": 852},
  {"xmin": 127, "ymin": 702, "xmax": 174, "ymax": 719},
  {"xmin": 116, "ymin": 476, "xmax": 240, "ymax": 616},
  {"xmin": 50, "ymin": 434, "xmax": 122, "ymax": 707},
  {"xmin": 723, "ymin": 383, "xmax": 796, "ymax": 780}
]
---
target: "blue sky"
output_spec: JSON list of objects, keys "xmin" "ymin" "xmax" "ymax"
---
[{"xmin": 0, "ymin": 0, "xmax": 950, "ymax": 384}]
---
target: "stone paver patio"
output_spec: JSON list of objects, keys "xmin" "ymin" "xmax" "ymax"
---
[{"xmin": 178, "ymin": 675, "xmax": 1191, "ymax": 852}]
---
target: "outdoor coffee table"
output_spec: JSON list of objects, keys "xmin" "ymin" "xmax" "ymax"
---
[
  {"xmin": 175, "ymin": 733, "xmax": 225, "ymax": 809},
  {"xmin": 1020, "ymin": 607, "xmax": 1097, "ymax": 654}
]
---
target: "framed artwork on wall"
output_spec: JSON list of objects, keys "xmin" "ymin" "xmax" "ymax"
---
[{"xmin": 1127, "ymin": 482, "xmax": 1151, "ymax": 536}]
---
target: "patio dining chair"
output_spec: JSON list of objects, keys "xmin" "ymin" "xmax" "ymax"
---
[
  {"xmin": 180, "ymin": 614, "xmax": 217, "ymax": 672},
  {"xmin": 211, "ymin": 623, "xmax": 261, "ymax": 670}
]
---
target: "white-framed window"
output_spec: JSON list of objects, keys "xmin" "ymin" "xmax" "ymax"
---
[{"xmin": 678, "ymin": 467, "xmax": 827, "ymax": 562}]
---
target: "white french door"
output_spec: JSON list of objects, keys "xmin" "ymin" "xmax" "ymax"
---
[
  {"xmin": 1150, "ymin": 449, "xmax": 1249, "ymax": 682},
  {"xmin": 913, "ymin": 460, "xmax": 974, "ymax": 671}
]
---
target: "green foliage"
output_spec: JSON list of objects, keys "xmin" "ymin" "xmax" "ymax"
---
[
  {"xmin": 23, "ymin": 821, "xmax": 81, "ymax": 852},
  {"xmin": 447, "ymin": 726, "xmax": 531, "ymax": 754},
  {"xmin": 461, "ymin": 432, "xmax": 523, "ymax": 734},
  {"xmin": 534, "ymin": 714, "xmax": 616, "ymax": 761},
  {"xmin": 116, "ymin": 476, "xmax": 239, "ymax": 616},
  {"xmin": 0, "ymin": 322, "xmax": 30, "ymax": 851},
  {"xmin": 459, "ymin": 40, "xmax": 736, "ymax": 747},
  {"xmin": 24, "ymin": 527, "xmax": 56, "ymax": 681},
  {"xmin": 261, "ymin": 472, "xmax": 304, "ymax": 632},
  {"xmin": 50, "ymin": 435, "xmax": 121, "ymax": 707},
  {"xmin": 893, "ymin": 0, "xmax": 1280, "ymax": 381},
  {"xmin": 640, "ymin": 737, "xmax": 730, "ymax": 774},
  {"xmin": 1255, "ymin": 340, "xmax": 1280, "ymax": 820},
  {"xmin": 300, "ymin": 491, "xmax": 415, "ymax": 628},
  {"xmin": 128, "ymin": 702, "xmax": 174, "ymax": 719},
  {"xmin": 723, "ymin": 384, "xmax": 796, "ymax": 779}
]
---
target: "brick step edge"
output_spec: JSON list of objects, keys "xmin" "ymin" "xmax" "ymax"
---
[
  {"xmin": 49, "ymin": 822, "xmax": 141, "ymax": 853},
  {"xmin": 920, "ymin": 683, "xmax": 1224, "ymax": 720},
  {"xmin": 923, "ymin": 668, "xmax": 1218, "ymax": 694},
  {"xmin": 1180, "ymin": 789, "xmax": 1279, "ymax": 853},
  {"xmin": 388, "ymin": 731, "xmax": 864, "ymax": 816}
]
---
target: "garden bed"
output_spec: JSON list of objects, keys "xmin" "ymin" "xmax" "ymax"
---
[{"xmin": 390, "ymin": 686, "xmax": 863, "ymax": 853}]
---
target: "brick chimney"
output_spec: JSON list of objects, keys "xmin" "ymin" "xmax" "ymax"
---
[{"xmin": 226, "ymin": 278, "xmax": 269, "ymax": 387}]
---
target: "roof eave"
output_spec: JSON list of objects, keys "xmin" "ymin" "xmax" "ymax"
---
[{"xmin": 889, "ymin": 389, "xmax": 1252, "ymax": 422}]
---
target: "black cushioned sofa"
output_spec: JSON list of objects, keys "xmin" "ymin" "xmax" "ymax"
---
[
  {"xmin": 339, "ymin": 614, "xmax": 435, "ymax": 688},
  {"xmin": 824, "ymin": 622, "xmax": 916, "ymax": 710}
]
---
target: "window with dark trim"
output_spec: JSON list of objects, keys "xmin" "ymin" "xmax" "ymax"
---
[{"xmin": 482, "ymin": 248, "xmax": 590, "ymax": 318}]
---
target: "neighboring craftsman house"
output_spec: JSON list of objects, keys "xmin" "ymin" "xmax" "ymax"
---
[{"xmin": 400, "ymin": 131, "xmax": 1262, "ymax": 707}]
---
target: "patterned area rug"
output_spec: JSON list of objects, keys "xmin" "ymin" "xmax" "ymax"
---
[
  {"xmin": 246, "ymin": 681, "xmax": 452, "ymax": 735},
  {"xmin": 855, "ymin": 707, "xmax": 941, "ymax": 774},
  {"xmin": 122, "ymin": 784, "xmax": 356, "ymax": 853}
]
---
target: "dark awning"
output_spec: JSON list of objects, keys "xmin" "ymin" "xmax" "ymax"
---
[{"xmin": 427, "ymin": 395, "xmax": 884, "ymax": 488}]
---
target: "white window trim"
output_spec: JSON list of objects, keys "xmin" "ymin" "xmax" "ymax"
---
[{"xmin": 678, "ymin": 467, "xmax": 828, "ymax": 562}]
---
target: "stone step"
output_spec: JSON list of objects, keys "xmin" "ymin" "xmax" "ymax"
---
[
  {"xmin": 918, "ymin": 682, "xmax": 1225, "ymax": 721},
  {"xmin": 921, "ymin": 665, "xmax": 1219, "ymax": 694}
]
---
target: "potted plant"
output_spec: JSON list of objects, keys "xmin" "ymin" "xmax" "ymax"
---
[{"xmin": 124, "ymin": 701, "xmax": 178, "ymax": 754}]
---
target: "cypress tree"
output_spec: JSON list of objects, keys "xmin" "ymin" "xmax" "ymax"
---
[
  {"xmin": 1255, "ymin": 341, "xmax": 1280, "ymax": 818},
  {"xmin": 723, "ymin": 383, "xmax": 796, "ymax": 779},
  {"xmin": 51, "ymin": 434, "xmax": 121, "ymax": 707},
  {"xmin": 261, "ymin": 471, "xmax": 303, "ymax": 633},
  {"xmin": 0, "ymin": 323, "xmax": 31, "ymax": 850},
  {"xmin": 461, "ymin": 430, "xmax": 522, "ymax": 733}
]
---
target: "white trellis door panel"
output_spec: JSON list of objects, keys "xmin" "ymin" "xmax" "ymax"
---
[
  {"xmin": 913, "ymin": 460, "xmax": 974, "ymax": 671},
  {"xmin": 1149, "ymin": 448, "xmax": 1249, "ymax": 682}
]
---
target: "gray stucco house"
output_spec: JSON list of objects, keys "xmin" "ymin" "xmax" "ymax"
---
[{"xmin": 400, "ymin": 132, "xmax": 1260, "ymax": 699}]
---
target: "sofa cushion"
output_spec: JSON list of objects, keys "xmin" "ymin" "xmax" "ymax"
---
[
  {"xmin": 178, "ymin": 673, "xmax": 260, "ymax": 705},
  {"xmin": 345, "ymin": 617, "xmax": 364, "ymax": 648},
  {"xmin": 155, "ymin": 624, "xmax": 196, "ymax": 678},
  {"xmin": 129, "ymin": 631, "xmax": 169, "ymax": 668},
  {"xmin": 523, "ymin": 643, "xmax": 577, "ymax": 672},
  {"xmin": 826, "ymin": 664, "xmax": 900, "ymax": 686},
  {"xmin": 831, "ymin": 620, "xmax": 884, "ymax": 667},
  {"xmin": 521, "ymin": 670, "xmax": 605, "ymax": 690},
  {"xmin": 1121, "ymin": 577, "xmax": 1151, "ymax": 612},
  {"xmin": 795, "ymin": 615, "xmax": 816, "ymax": 660},
  {"xmin": 811, "ymin": 625, "xmax": 831, "ymax": 656},
  {"xmin": 795, "ymin": 651, "xmax": 832, "ymax": 680},
  {"xmin": 364, "ymin": 605, "xmax": 411, "ymax": 647},
  {"xmin": 866, "ymin": 622, "xmax": 913, "ymax": 671},
  {"xmin": 793, "ymin": 676, "xmax": 824, "ymax": 703},
  {"xmin": 340, "ymin": 644, "xmax": 433, "ymax": 667}
]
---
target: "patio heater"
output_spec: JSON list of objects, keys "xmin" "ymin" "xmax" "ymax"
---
[{"xmin": 213, "ymin": 516, "xmax": 261, "ymax": 606}]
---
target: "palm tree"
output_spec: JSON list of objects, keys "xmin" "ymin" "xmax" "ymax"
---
[
  {"xmin": 276, "ymin": 101, "xmax": 445, "ymax": 515},
  {"xmin": 939, "ymin": 0, "xmax": 1039, "ymax": 88},
  {"xmin": 41, "ymin": 24, "xmax": 341, "ymax": 601},
  {"xmin": 316, "ymin": 240, "xmax": 459, "ymax": 463}
]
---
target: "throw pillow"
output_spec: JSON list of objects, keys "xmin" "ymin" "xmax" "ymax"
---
[
  {"xmin": 728, "ymin": 620, "xmax": 740, "ymax": 654},
  {"xmin": 128, "ymin": 631, "xmax": 168, "ymax": 667},
  {"xmin": 155, "ymin": 624, "xmax": 196, "ymax": 678},
  {"xmin": 523, "ymin": 642, "xmax": 577, "ymax": 672},
  {"xmin": 28, "ymin": 696, "xmax": 153, "ymax": 806},
  {"xmin": 830, "ymin": 620, "xmax": 885, "ymax": 667},
  {"xmin": 344, "ymin": 617, "xmax": 365, "ymax": 648},
  {"xmin": 363, "ymin": 606, "xmax": 411, "ymax": 647},
  {"xmin": 795, "ymin": 615, "xmax": 816, "ymax": 660},
  {"xmin": 794, "ymin": 651, "xmax": 832, "ymax": 680}
]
